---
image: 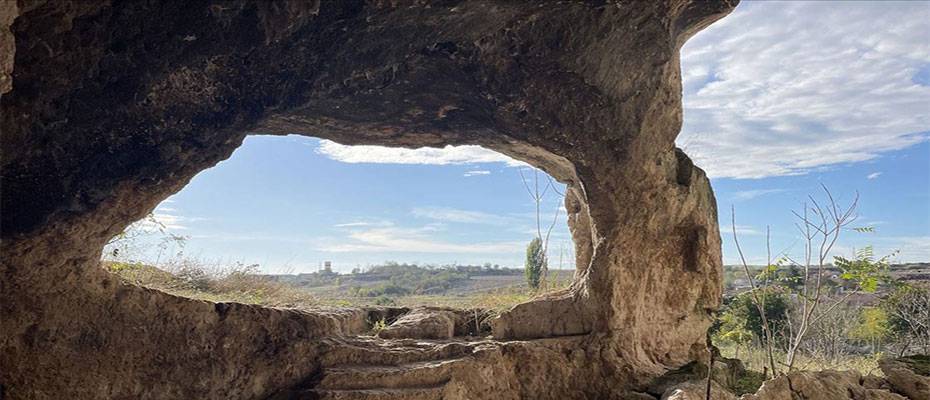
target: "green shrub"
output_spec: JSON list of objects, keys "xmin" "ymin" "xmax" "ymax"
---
[
  {"xmin": 353, "ymin": 283, "xmax": 410, "ymax": 297},
  {"xmin": 729, "ymin": 370, "xmax": 765, "ymax": 395},
  {"xmin": 716, "ymin": 290, "xmax": 789, "ymax": 344},
  {"xmin": 374, "ymin": 295, "xmax": 396, "ymax": 306}
]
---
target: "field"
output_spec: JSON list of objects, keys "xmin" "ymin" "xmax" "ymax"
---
[
  {"xmin": 263, "ymin": 262, "xmax": 574, "ymax": 310},
  {"xmin": 104, "ymin": 260, "xmax": 574, "ymax": 312}
]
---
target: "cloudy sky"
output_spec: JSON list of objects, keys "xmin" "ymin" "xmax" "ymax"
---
[{"xmin": 127, "ymin": 2, "xmax": 929, "ymax": 273}]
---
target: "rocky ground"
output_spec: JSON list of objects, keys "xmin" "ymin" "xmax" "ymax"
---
[{"xmin": 279, "ymin": 306, "xmax": 930, "ymax": 399}]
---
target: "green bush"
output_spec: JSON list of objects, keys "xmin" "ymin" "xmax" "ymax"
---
[
  {"xmin": 729, "ymin": 371, "xmax": 765, "ymax": 395},
  {"xmin": 715, "ymin": 290, "xmax": 789, "ymax": 344},
  {"xmin": 353, "ymin": 283, "xmax": 410, "ymax": 297},
  {"xmin": 374, "ymin": 295, "xmax": 396, "ymax": 306}
]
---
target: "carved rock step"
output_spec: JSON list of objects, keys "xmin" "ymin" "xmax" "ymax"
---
[
  {"xmin": 320, "ymin": 338, "xmax": 478, "ymax": 367},
  {"xmin": 294, "ymin": 387, "xmax": 445, "ymax": 400},
  {"xmin": 319, "ymin": 358, "xmax": 464, "ymax": 390}
]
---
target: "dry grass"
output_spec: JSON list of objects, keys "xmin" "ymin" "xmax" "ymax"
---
[
  {"xmin": 104, "ymin": 260, "xmax": 316, "ymax": 308},
  {"xmin": 310, "ymin": 287, "xmax": 535, "ymax": 310},
  {"xmin": 309, "ymin": 280, "xmax": 567, "ymax": 315},
  {"xmin": 717, "ymin": 344, "xmax": 884, "ymax": 376}
]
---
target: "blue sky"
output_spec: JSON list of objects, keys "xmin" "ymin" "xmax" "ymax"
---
[
  {"xmin": 124, "ymin": 2, "xmax": 930, "ymax": 273},
  {"xmin": 143, "ymin": 136, "xmax": 572, "ymax": 273}
]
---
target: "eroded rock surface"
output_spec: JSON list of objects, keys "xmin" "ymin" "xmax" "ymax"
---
[
  {"xmin": 634, "ymin": 356, "xmax": 928, "ymax": 400},
  {"xmin": 662, "ymin": 381, "xmax": 736, "ymax": 400},
  {"xmin": 881, "ymin": 356, "xmax": 930, "ymax": 400},
  {"xmin": 740, "ymin": 370, "xmax": 908, "ymax": 400},
  {"xmin": 1, "ymin": 1, "xmax": 738, "ymax": 398}
]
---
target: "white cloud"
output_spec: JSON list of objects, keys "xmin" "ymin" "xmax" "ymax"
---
[
  {"xmin": 411, "ymin": 207, "xmax": 510, "ymax": 225},
  {"xmin": 142, "ymin": 197, "xmax": 192, "ymax": 230},
  {"xmin": 877, "ymin": 236, "xmax": 930, "ymax": 263},
  {"xmin": 317, "ymin": 226, "xmax": 524, "ymax": 254},
  {"xmin": 720, "ymin": 224, "xmax": 762, "ymax": 236},
  {"xmin": 334, "ymin": 222, "xmax": 371, "ymax": 228},
  {"xmin": 732, "ymin": 188, "xmax": 786, "ymax": 201},
  {"xmin": 137, "ymin": 212, "xmax": 199, "ymax": 231},
  {"xmin": 464, "ymin": 170, "xmax": 491, "ymax": 177},
  {"xmin": 190, "ymin": 233, "xmax": 314, "ymax": 243},
  {"xmin": 155, "ymin": 213, "xmax": 188, "ymax": 230},
  {"xmin": 867, "ymin": 172, "xmax": 882, "ymax": 180},
  {"xmin": 333, "ymin": 221, "xmax": 389, "ymax": 228},
  {"xmin": 678, "ymin": 2, "xmax": 930, "ymax": 179},
  {"xmin": 316, "ymin": 140, "xmax": 526, "ymax": 167}
]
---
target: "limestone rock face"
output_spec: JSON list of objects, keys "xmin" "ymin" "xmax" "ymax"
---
[
  {"xmin": 881, "ymin": 356, "xmax": 930, "ymax": 400},
  {"xmin": 1, "ymin": 1, "xmax": 738, "ymax": 398},
  {"xmin": 740, "ymin": 370, "xmax": 907, "ymax": 400}
]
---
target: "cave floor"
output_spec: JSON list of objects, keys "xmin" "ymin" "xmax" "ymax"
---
[{"xmin": 273, "ymin": 334, "xmax": 590, "ymax": 399}]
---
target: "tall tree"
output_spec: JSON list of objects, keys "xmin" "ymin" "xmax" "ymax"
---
[
  {"xmin": 519, "ymin": 168, "xmax": 562, "ymax": 289},
  {"xmin": 525, "ymin": 237, "xmax": 545, "ymax": 289}
]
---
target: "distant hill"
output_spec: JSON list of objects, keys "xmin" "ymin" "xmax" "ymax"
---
[
  {"xmin": 263, "ymin": 262, "xmax": 573, "ymax": 298},
  {"xmin": 721, "ymin": 262, "xmax": 930, "ymax": 305},
  {"xmin": 264, "ymin": 262, "xmax": 930, "ymax": 300}
]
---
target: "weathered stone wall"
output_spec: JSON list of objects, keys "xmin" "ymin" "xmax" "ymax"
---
[{"xmin": 0, "ymin": 1, "xmax": 737, "ymax": 398}]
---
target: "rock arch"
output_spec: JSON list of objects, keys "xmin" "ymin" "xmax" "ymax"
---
[{"xmin": 0, "ymin": 1, "xmax": 736, "ymax": 398}]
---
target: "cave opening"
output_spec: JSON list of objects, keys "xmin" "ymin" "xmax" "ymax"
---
[
  {"xmin": 102, "ymin": 134, "xmax": 581, "ymax": 317},
  {"xmin": 1, "ymin": 1, "xmax": 744, "ymax": 398}
]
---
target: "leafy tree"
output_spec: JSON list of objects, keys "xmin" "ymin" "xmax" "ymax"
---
[
  {"xmin": 849, "ymin": 307, "xmax": 891, "ymax": 351},
  {"xmin": 835, "ymin": 246, "xmax": 894, "ymax": 293},
  {"xmin": 727, "ymin": 290, "xmax": 789, "ymax": 344},
  {"xmin": 525, "ymin": 237, "xmax": 546, "ymax": 289},
  {"xmin": 778, "ymin": 264, "xmax": 805, "ymax": 291},
  {"xmin": 519, "ymin": 167, "xmax": 563, "ymax": 289}
]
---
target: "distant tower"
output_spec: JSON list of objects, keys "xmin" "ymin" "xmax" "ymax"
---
[{"xmin": 323, "ymin": 261, "xmax": 332, "ymax": 273}]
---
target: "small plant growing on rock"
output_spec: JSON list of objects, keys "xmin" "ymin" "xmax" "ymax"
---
[{"xmin": 370, "ymin": 318, "xmax": 388, "ymax": 335}]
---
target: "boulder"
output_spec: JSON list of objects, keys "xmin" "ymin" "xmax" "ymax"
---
[
  {"xmin": 377, "ymin": 308, "xmax": 457, "ymax": 340},
  {"xmin": 740, "ymin": 370, "xmax": 906, "ymax": 400}
]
